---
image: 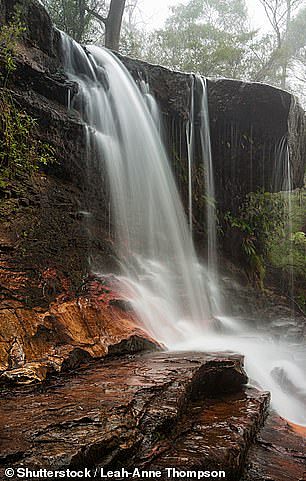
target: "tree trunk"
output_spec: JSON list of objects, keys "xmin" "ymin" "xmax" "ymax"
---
[
  {"xmin": 105, "ymin": 0, "xmax": 126, "ymax": 51},
  {"xmin": 282, "ymin": 0, "xmax": 293, "ymax": 88},
  {"xmin": 76, "ymin": 0, "xmax": 86, "ymax": 43}
]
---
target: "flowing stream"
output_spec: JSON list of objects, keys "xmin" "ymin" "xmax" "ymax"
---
[
  {"xmin": 60, "ymin": 33, "xmax": 306, "ymax": 426},
  {"xmin": 61, "ymin": 33, "xmax": 212, "ymax": 344}
]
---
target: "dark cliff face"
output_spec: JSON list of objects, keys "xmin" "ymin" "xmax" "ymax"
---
[
  {"xmin": 0, "ymin": 0, "xmax": 59, "ymax": 59},
  {"xmin": 0, "ymin": 0, "xmax": 115, "ymax": 309},
  {"xmin": 0, "ymin": 0, "xmax": 305, "ymax": 297},
  {"xmin": 2, "ymin": 0, "xmax": 305, "ymax": 200},
  {"xmin": 117, "ymin": 56, "xmax": 305, "ymax": 213},
  {"xmin": 0, "ymin": 0, "xmax": 305, "ymax": 374},
  {"xmin": 207, "ymin": 79, "xmax": 302, "ymax": 210}
]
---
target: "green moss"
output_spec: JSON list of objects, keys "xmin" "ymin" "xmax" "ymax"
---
[
  {"xmin": 0, "ymin": 8, "xmax": 56, "ymax": 192},
  {"xmin": 223, "ymin": 191, "xmax": 286, "ymax": 287},
  {"xmin": 0, "ymin": 5, "xmax": 26, "ymax": 85},
  {"xmin": 0, "ymin": 94, "xmax": 56, "ymax": 190}
]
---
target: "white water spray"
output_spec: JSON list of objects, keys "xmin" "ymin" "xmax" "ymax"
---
[
  {"xmin": 60, "ymin": 33, "xmax": 306, "ymax": 426},
  {"xmin": 186, "ymin": 75, "xmax": 195, "ymax": 232},
  {"xmin": 186, "ymin": 77, "xmax": 306, "ymax": 426},
  {"xmin": 61, "ymin": 34, "xmax": 212, "ymax": 344}
]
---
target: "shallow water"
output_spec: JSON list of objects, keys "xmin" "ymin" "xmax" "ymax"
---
[
  {"xmin": 169, "ymin": 317, "xmax": 306, "ymax": 426},
  {"xmin": 60, "ymin": 31, "xmax": 306, "ymax": 429}
]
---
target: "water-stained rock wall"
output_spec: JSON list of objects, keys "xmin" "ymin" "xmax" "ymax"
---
[
  {"xmin": 0, "ymin": 0, "xmax": 305, "ymax": 379},
  {"xmin": 118, "ymin": 56, "xmax": 306, "ymax": 213}
]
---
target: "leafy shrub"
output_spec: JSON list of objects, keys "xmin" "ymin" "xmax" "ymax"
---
[
  {"xmin": 223, "ymin": 188, "xmax": 305, "ymax": 311},
  {"xmin": 268, "ymin": 190, "xmax": 306, "ymax": 311},
  {"xmin": 0, "ymin": 5, "xmax": 26, "ymax": 85},
  {"xmin": 0, "ymin": 7, "xmax": 55, "ymax": 189},
  {"xmin": 0, "ymin": 95, "xmax": 55, "ymax": 189},
  {"xmin": 223, "ymin": 191, "xmax": 287, "ymax": 287}
]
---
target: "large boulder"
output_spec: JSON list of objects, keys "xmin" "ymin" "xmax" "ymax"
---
[
  {"xmin": 0, "ymin": 351, "xmax": 304, "ymax": 480},
  {"xmin": 117, "ymin": 56, "xmax": 305, "ymax": 213},
  {"xmin": 0, "ymin": 277, "xmax": 160, "ymax": 383},
  {"xmin": 0, "ymin": 0, "xmax": 58, "ymax": 58}
]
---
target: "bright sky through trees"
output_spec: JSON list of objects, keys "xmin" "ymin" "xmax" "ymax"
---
[
  {"xmin": 40, "ymin": 0, "xmax": 306, "ymax": 104},
  {"xmin": 137, "ymin": 0, "xmax": 269, "ymax": 30}
]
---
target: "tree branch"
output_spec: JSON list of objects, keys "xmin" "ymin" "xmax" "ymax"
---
[{"xmin": 85, "ymin": 7, "xmax": 107, "ymax": 25}]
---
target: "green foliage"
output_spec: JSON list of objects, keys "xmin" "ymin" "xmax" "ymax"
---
[
  {"xmin": 42, "ymin": 0, "xmax": 138, "ymax": 49},
  {"xmin": 0, "ymin": 8, "xmax": 55, "ymax": 189},
  {"xmin": 0, "ymin": 94, "xmax": 56, "ymax": 189},
  {"xmin": 144, "ymin": 0, "xmax": 257, "ymax": 79},
  {"xmin": 268, "ymin": 190, "xmax": 306, "ymax": 309},
  {"xmin": 269, "ymin": 190, "xmax": 306, "ymax": 278},
  {"xmin": 41, "ymin": 0, "xmax": 99, "ymax": 43},
  {"xmin": 224, "ymin": 189, "xmax": 306, "ymax": 305},
  {"xmin": 0, "ymin": 9, "xmax": 55, "ymax": 188},
  {"xmin": 0, "ymin": 6, "xmax": 26, "ymax": 85},
  {"xmin": 270, "ymin": 231, "xmax": 306, "ymax": 274},
  {"xmin": 120, "ymin": 26, "xmax": 147, "ymax": 59},
  {"xmin": 224, "ymin": 191, "xmax": 287, "ymax": 287},
  {"xmin": 225, "ymin": 191, "xmax": 286, "ymax": 255}
]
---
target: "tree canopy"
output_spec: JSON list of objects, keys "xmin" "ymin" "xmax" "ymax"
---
[
  {"xmin": 144, "ymin": 0, "xmax": 256, "ymax": 79},
  {"xmin": 40, "ymin": 0, "xmax": 306, "ymax": 104},
  {"xmin": 40, "ymin": 0, "xmax": 126, "ymax": 50}
]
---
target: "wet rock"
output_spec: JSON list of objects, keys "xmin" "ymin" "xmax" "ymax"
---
[
  {"xmin": 109, "ymin": 298, "xmax": 134, "ymax": 312},
  {"xmin": 0, "ymin": 351, "xmax": 303, "ymax": 481},
  {"xmin": 242, "ymin": 413, "xmax": 306, "ymax": 481},
  {"xmin": 138, "ymin": 389, "xmax": 270, "ymax": 480},
  {"xmin": 2, "ymin": 0, "xmax": 58, "ymax": 59},
  {"xmin": 0, "ymin": 289, "xmax": 160, "ymax": 383},
  {"xmin": 1, "ymin": 361, "xmax": 48, "ymax": 384},
  {"xmin": 206, "ymin": 79, "xmax": 305, "ymax": 211},
  {"xmin": 60, "ymin": 347, "xmax": 93, "ymax": 372},
  {"xmin": 0, "ymin": 352, "xmax": 249, "ymax": 473},
  {"xmin": 8, "ymin": 339, "xmax": 25, "ymax": 369},
  {"xmin": 107, "ymin": 335, "xmax": 159, "ymax": 356}
]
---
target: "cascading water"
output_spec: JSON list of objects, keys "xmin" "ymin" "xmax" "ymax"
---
[
  {"xmin": 276, "ymin": 136, "xmax": 295, "ymax": 313},
  {"xmin": 198, "ymin": 77, "xmax": 217, "ymax": 275},
  {"xmin": 186, "ymin": 75, "xmax": 195, "ymax": 232},
  {"xmin": 60, "ymin": 32, "xmax": 212, "ymax": 345},
  {"xmin": 175, "ymin": 76, "xmax": 306, "ymax": 426},
  {"xmin": 139, "ymin": 79, "xmax": 161, "ymax": 132},
  {"xmin": 197, "ymin": 76, "xmax": 222, "ymax": 315},
  {"xmin": 60, "ymin": 32, "xmax": 305, "ymax": 426}
]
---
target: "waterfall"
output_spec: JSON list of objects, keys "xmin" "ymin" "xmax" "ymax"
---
[
  {"xmin": 186, "ymin": 75, "xmax": 195, "ymax": 232},
  {"xmin": 282, "ymin": 140, "xmax": 294, "ymax": 314},
  {"xmin": 197, "ymin": 76, "xmax": 222, "ymax": 314},
  {"xmin": 286, "ymin": 157, "xmax": 294, "ymax": 313},
  {"xmin": 179, "ymin": 76, "xmax": 306, "ymax": 426},
  {"xmin": 273, "ymin": 136, "xmax": 295, "ymax": 310},
  {"xmin": 60, "ymin": 32, "xmax": 212, "ymax": 344},
  {"xmin": 60, "ymin": 32, "xmax": 305, "ymax": 426},
  {"xmin": 139, "ymin": 79, "xmax": 161, "ymax": 132}
]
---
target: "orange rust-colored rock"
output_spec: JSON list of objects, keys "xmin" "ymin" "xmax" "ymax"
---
[
  {"xmin": 0, "ymin": 352, "xmax": 249, "ymax": 474},
  {"xmin": 242, "ymin": 414, "xmax": 306, "ymax": 481},
  {"xmin": 0, "ymin": 283, "xmax": 160, "ymax": 384}
]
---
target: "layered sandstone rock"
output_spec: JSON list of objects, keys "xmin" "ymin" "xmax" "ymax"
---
[
  {"xmin": 0, "ymin": 277, "xmax": 160, "ymax": 383},
  {"xmin": 0, "ymin": 352, "xmax": 304, "ymax": 481},
  {"xmin": 0, "ymin": 353, "xmax": 250, "ymax": 472},
  {"xmin": 0, "ymin": 0, "xmax": 305, "ymax": 386}
]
